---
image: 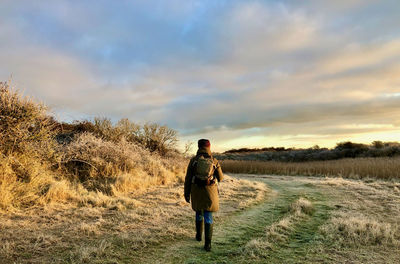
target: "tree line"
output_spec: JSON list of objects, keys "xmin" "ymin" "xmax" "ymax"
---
[{"xmin": 217, "ymin": 141, "xmax": 400, "ymax": 162}]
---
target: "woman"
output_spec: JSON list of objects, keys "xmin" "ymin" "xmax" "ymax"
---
[{"xmin": 184, "ymin": 139, "xmax": 224, "ymax": 251}]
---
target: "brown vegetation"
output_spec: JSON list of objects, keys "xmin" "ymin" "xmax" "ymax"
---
[
  {"xmin": 221, "ymin": 158, "xmax": 400, "ymax": 179},
  {"xmin": 219, "ymin": 141, "xmax": 400, "ymax": 162},
  {"xmin": 0, "ymin": 81, "xmax": 185, "ymax": 211},
  {"xmin": 0, "ymin": 175, "xmax": 268, "ymax": 263},
  {"xmin": 321, "ymin": 213, "xmax": 397, "ymax": 246},
  {"xmin": 316, "ymin": 177, "xmax": 400, "ymax": 255}
]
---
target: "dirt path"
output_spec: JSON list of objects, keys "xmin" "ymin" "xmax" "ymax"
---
[{"xmin": 139, "ymin": 175, "xmax": 337, "ymax": 264}]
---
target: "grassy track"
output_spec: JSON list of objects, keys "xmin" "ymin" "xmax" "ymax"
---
[
  {"xmin": 3, "ymin": 174, "xmax": 399, "ymax": 263},
  {"xmin": 137, "ymin": 175, "xmax": 400, "ymax": 264},
  {"xmin": 138, "ymin": 176, "xmax": 332, "ymax": 264}
]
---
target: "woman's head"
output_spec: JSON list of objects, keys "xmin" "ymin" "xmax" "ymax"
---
[{"xmin": 198, "ymin": 139, "xmax": 211, "ymax": 148}]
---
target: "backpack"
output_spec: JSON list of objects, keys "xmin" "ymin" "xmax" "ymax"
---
[{"xmin": 193, "ymin": 155, "xmax": 216, "ymax": 183}]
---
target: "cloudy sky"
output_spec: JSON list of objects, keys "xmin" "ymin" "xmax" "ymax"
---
[{"xmin": 1, "ymin": 0, "xmax": 400, "ymax": 152}]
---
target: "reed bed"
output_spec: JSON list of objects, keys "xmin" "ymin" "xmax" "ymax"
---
[{"xmin": 221, "ymin": 157, "xmax": 400, "ymax": 180}]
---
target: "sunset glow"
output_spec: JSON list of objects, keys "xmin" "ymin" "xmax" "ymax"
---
[{"xmin": 1, "ymin": 0, "xmax": 400, "ymax": 152}]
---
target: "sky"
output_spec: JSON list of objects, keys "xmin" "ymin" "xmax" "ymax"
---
[{"xmin": 1, "ymin": 0, "xmax": 400, "ymax": 152}]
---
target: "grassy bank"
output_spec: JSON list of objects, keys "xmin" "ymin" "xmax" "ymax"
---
[
  {"xmin": 221, "ymin": 157, "xmax": 400, "ymax": 180},
  {"xmin": 0, "ymin": 81, "xmax": 186, "ymax": 211}
]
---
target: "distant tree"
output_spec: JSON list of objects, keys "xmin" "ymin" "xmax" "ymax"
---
[
  {"xmin": 140, "ymin": 123, "xmax": 178, "ymax": 155},
  {"xmin": 183, "ymin": 141, "xmax": 194, "ymax": 156},
  {"xmin": 372, "ymin": 141, "xmax": 384, "ymax": 149}
]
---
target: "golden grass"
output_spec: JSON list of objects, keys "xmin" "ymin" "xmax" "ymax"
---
[
  {"xmin": 0, "ymin": 174, "xmax": 269, "ymax": 263},
  {"xmin": 0, "ymin": 82, "xmax": 187, "ymax": 211},
  {"xmin": 0, "ymin": 154, "xmax": 65, "ymax": 210},
  {"xmin": 290, "ymin": 197, "xmax": 314, "ymax": 216},
  {"xmin": 221, "ymin": 157, "xmax": 400, "ymax": 179},
  {"xmin": 0, "ymin": 133, "xmax": 186, "ymax": 211},
  {"xmin": 317, "ymin": 177, "xmax": 400, "ymax": 249},
  {"xmin": 321, "ymin": 213, "xmax": 397, "ymax": 246}
]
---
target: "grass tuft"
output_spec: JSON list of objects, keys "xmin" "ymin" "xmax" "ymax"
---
[{"xmin": 321, "ymin": 212, "xmax": 398, "ymax": 247}]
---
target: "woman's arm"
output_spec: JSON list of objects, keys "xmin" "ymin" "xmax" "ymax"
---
[
  {"xmin": 213, "ymin": 159, "xmax": 224, "ymax": 182},
  {"xmin": 184, "ymin": 158, "xmax": 194, "ymax": 202}
]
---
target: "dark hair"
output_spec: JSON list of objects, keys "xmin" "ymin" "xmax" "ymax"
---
[{"xmin": 198, "ymin": 139, "xmax": 211, "ymax": 148}]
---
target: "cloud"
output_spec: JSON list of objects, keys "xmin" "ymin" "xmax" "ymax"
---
[{"xmin": 1, "ymin": 0, "xmax": 400, "ymax": 151}]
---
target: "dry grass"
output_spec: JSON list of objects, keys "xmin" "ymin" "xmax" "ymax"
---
[
  {"xmin": 218, "ymin": 177, "xmax": 268, "ymax": 211},
  {"xmin": 239, "ymin": 176, "xmax": 400, "ymax": 262},
  {"xmin": 242, "ymin": 197, "xmax": 314, "ymax": 257},
  {"xmin": 0, "ymin": 175, "xmax": 268, "ymax": 263},
  {"xmin": 317, "ymin": 177, "xmax": 400, "ymax": 249},
  {"xmin": 0, "ymin": 145, "xmax": 184, "ymax": 211},
  {"xmin": 0, "ymin": 154, "xmax": 75, "ymax": 210},
  {"xmin": 0, "ymin": 82, "xmax": 186, "ymax": 211},
  {"xmin": 60, "ymin": 132, "xmax": 185, "ymax": 195},
  {"xmin": 321, "ymin": 213, "xmax": 397, "ymax": 247},
  {"xmin": 221, "ymin": 158, "xmax": 400, "ymax": 180},
  {"xmin": 290, "ymin": 197, "xmax": 314, "ymax": 216}
]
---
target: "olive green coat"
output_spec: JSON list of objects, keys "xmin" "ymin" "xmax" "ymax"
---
[{"xmin": 184, "ymin": 147, "xmax": 224, "ymax": 212}]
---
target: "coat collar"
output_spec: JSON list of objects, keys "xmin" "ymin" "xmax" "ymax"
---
[{"xmin": 197, "ymin": 147, "xmax": 212, "ymax": 156}]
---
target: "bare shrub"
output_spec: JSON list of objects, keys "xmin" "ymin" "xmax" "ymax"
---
[
  {"xmin": 140, "ymin": 123, "xmax": 178, "ymax": 155},
  {"xmin": 60, "ymin": 133, "xmax": 185, "ymax": 194},
  {"xmin": 0, "ymin": 81, "xmax": 186, "ymax": 210},
  {"xmin": 0, "ymin": 82, "xmax": 56, "ymax": 160},
  {"xmin": 66, "ymin": 118, "xmax": 179, "ymax": 156}
]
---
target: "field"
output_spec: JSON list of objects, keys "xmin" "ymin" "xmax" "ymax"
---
[
  {"xmin": 1, "ymin": 83, "xmax": 400, "ymax": 263},
  {"xmin": 0, "ymin": 175, "xmax": 267, "ymax": 263},
  {"xmin": 1, "ymin": 173, "xmax": 400, "ymax": 263},
  {"xmin": 136, "ymin": 174, "xmax": 400, "ymax": 264},
  {"xmin": 221, "ymin": 158, "xmax": 400, "ymax": 180}
]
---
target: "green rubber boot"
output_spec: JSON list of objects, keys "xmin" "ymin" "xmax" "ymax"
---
[
  {"xmin": 196, "ymin": 220, "xmax": 203, "ymax": 241},
  {"xmin": 204, "ymin": 223, "xmax": 213, "ymax": 251}
]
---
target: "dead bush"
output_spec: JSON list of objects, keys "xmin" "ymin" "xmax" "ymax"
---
[
  {"xmin": 0, "ymin": 82, "xmax": 56, "ymax": 160},
  {"xmin": 60, "ymin": 133, "xmax": 184, "ymax": 194}
]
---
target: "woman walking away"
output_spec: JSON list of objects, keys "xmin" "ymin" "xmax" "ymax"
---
[{"xmin": 184, "ymin": 139, "xmax": 224, "ymax": 252}]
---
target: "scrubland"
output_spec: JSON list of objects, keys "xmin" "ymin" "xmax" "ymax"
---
[
  {"xmin": 0, "ymin": 81, "xmax": 185, "ymax": 211},
  {"xmin": 0, "ymin": 82, "xmax": 269, "ymax": 263}
]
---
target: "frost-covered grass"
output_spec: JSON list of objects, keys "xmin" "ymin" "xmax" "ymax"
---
[{"xmin": 0, "ymin": 81, "xmax": 186, "ymax": 210}]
